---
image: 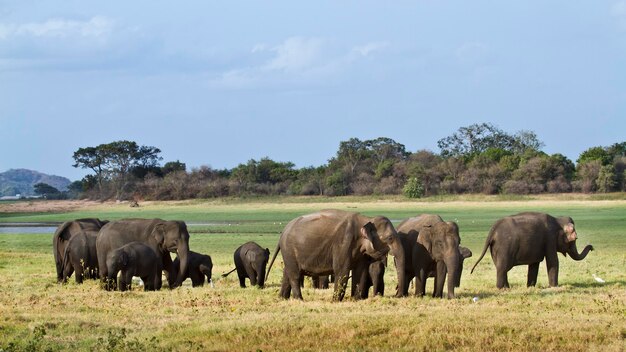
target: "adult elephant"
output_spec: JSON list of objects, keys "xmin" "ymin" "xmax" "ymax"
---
[
  {"xmin": 471, "ymin": 212, "xmax": 594, "ymax": 288},
  {"xmin": 411, "ymin": 221, "xmax": 464, "ymax": 299},
  {"xmin": 395, "ymin": 214, "xmax": 445, "ymax": 296},
  {"xmin": 96, "ymin": 218, "xmax": 190, "ymax": 290},
  {"xmin": 266, "ymin": 209, "xmax": 406, "ymax": 301},
  {"xmin": 52, "ymin": 218, "xmax": 108, "ymax": 283}
]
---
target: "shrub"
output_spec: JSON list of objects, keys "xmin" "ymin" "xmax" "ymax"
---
[{"xmin": 403, "ymin": 177, "xmax": 424, "ymax": 198}]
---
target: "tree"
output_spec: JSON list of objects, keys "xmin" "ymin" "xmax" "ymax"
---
[
  {"xmin": 72, "ymin": 140, "xmax": 162, "ymax": 199},
  {"xmin": 33, "ymin": 183, "xmax": 60, "ymax": 198},
  {"xmin": 577, "ymin": 146, "xmax": 611, "ymax": 165},
  {"xmin": 437, "ymin": 123, "xmax": 544, "ymax": 159},
  {"xmin": 162, "ymin": 160, "xmax": 187, "ymax": 175},
  {"xmin": 596, "ymin": 165, "xmax": 617, "ymax": 193}
]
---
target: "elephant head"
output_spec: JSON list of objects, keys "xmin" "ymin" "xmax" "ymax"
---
[
  {"xmin": 455, "ymin": 246, "xmax": 473, "ymax": 288},
  {"xmin": 152, "ymin": 221, "xmax": 190, "ymax": 288},
  {"xmin": 556, "ymin": 217, "xmax": 593, "ymax": 261},
  {"xmin": 358, "ymin": 216, "xmax": 406, "ymax": 297},
  {"xmin": 245, "ymin": 247, "xmax": 270, "ymax": 288},
  {"xmin": 418, "ymin": 221, "xmax": 461, "ymax": 299},
  {"xmin": 105, "ymin": 248, "xmax": 128, "ymax": 288}
]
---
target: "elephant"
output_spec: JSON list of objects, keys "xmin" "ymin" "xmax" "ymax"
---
[
  {"xmin": 351, "ymin": 256, "xmax": 386, "ymax": 298},
  {"xmin": 312, "ymin": 274, "xmax": 334, "ymax": 289},
  {"xmin": 170, "ymin": 251, "xmax": 213, "ymax": 287},
  {"xmin": 96, "ymin": 218, "xmax": 190, "ymax": 290},
  {"xmin": 471, "ymin": 212, "xmax": 594, "ymax": 288},
  {"xmin": 266, "ymin": 209, "xmax": 406, "ymax": 301},
  {"xmin": 411, "ymin": 221, "xmax": 465, "ymax": 299},
  {"xmin": 61, "ymin": 231, "xmax": 99, "ymax": 284},
  {"xmin": 221, "ymin": 242, "xmax": 270, "ymax": 288},
  {"xmin": 52, "ymin": 218, "xmax": 108, "ymax": 283},
  {"xmin": 395, "ymin": 214, "xmax": 445, "ymax": 296},
  {"xmin": 105, "ymin": 242, "xmax": 162, "ymax": 291}
]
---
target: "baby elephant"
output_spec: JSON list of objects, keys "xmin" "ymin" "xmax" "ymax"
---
[
  {"xmin": 105, "ymin": 242, "xmax": 162, "ymax": 291},
  {"xmin": 61, "ymin": 231, "xmax": 99, "ymax": 284},
  {"xmin": 222, "ymin": 241, "xmax": 270, "ymax": 288},
  {"xmin": 171, "ymin": 251, "xmax": 213, "ymax": 287}
]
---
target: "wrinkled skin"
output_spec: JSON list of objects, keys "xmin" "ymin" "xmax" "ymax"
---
[
  {"xmin": 352, "ymin": 256, "xmax": 386, "ymax": 298},
  {"xmin": 471, "ymin": 212, "xmax": 594, "ymax": 288},
  {"xmin": 395, "ymin": 214, "xmax": 445, "ymax": 296},
  {"xmin": 171, "ymin": 251, "xmax": 213, "ymax": 287},
  {"xmin": 106, "ymin": 242, "xmax": 162, "ymax": 291},
  {"xmin": 412, "ymin": 221, "xmax": 464, "ymax": 299},
  {"xmin": 222, "ymin": 242, "xmax": 270, "ymax": 288},
  {"xmin": 266, "ymin": 209, "xmax": 406, "ymax": 301},
  {"xmin": 53, "ymin": 218, "xmax": 108, "ymax": 283},
  {"xmin": 61, "ymin": 231, "xmax": 99, "ymax": 284},
  {"xmin": 96, "ymin": 219, "xmax": 190, "ymax": 290}
]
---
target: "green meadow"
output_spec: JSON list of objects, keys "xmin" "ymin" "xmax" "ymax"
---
[{"xmin": 0, "ymin": 196, "xmax": 624, "ymax": 351}]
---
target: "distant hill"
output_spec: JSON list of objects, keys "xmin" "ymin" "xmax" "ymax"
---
[{"xmin": 0, "ymin": 169, "xmax": 71, "ymax": 197}]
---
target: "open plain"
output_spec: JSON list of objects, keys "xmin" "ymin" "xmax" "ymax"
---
[{"xmin": 0, "ymin": 195, "xmax": 625, "ymax": 351}]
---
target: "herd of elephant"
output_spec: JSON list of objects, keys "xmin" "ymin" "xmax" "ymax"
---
[{"xmin": 53, "ymin": 210, "xmax": 594, "ymax": 300}]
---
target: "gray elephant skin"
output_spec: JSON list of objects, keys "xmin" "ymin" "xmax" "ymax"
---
[
  {"xmin": 352, "ymin": 256, "xmax": 386, "ymax": 298},
  {"xmin": 61, "ymin": 231, "xmax": 99, "ymax": 283},
  {"xmin": 267, "ymin": 209, "xmax": 406, "ymax": 301},
  {"xmin": 53, "ymin": 218, "xmax": 108, "ymax": 282},
  {"xmin": 171, "ymin": 251, "xmax": 213, "ymax": 287},
  {"xmin": 471, "ymin": 212, "xmax": 594, "ymax": 288},
  {"xmin": 96, "ymin": 218, "xmax": 190, "ymax": 290},
  {"xmin": 106, "ymin": 242, "xmax": 162, "ymax": 291},
  {"xmin": 222, "ymin": 241, "xmax": 270, "ymax": 288},
  {"xmin": 411, "ymin": 221, "xmax": 465, "ymax": 299}
]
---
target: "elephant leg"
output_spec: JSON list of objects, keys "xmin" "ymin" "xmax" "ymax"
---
[
  {"xmin": 236, "ymin": 266, "xmax": 247, "ymax": 288},
  {"xmin": 545, "ymin": 252, "xmax": 559, "ymax": 287},
  {"xmin": 74, "ymin": 263, "xmax": 84, "ymax": 284},
  {"xmin": 142, "ymin": 275, "xmax": 155, "ymax": 291},
  {"xmin": 189, "ymin": 269, "xmax": 204, "ymax": 287},
  {"xmin": 527, "ymin": 262, "xmax": 540, "ymax": 287},
  {"xmin": 333, "ymin": 269, "xmax": 350, "ymax": 302},
  {"xmin": 279, "ymin": 268, "xmax": 291, "ymax": 299},
  {"xmin": 496, "ymin": 267, "xmax": 510, "ymax": 289}
]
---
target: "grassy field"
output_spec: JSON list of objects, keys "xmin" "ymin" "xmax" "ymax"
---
[{"xmin": 0, "ymin": 196, "xmax": 625, "ymax": 351}]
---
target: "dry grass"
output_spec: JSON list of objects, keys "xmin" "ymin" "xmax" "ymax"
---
[{"xmin": 0, "ymin": 197, "xmax": 625, "ymax": 351}]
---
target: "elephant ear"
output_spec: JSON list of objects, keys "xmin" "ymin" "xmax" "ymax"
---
[
  {"xmin": 359, "ymin": 222, "xmax": 377, "ymax": 255},
  {"xmin": 418, "ymin": 226, "xmax": 433, "ymax": 253},
  {"xmin": 152, "ymin": 223, "xmax": 166, "ymax": 246},
  {"xmin": 54, "ymin": 221, "xmax": 73, "ymax": 241},
  {"xmin": 460, "ymin": 246, "xmax": 473, "ymax": 259}
]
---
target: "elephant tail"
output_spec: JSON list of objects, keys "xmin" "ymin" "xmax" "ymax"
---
[
  {"xmin": 470, "ymin": 227, "xmax": 495, "ymax": 274},
  {"xmin": 221, "ymin": 268, "xmax": 237, "ymax": 278},
  {"xmin": 265, "ymin": 242, "xmax": 281, "ymax": 282}
]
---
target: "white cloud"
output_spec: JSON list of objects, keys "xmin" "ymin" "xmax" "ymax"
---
[
  {"xmin": 209, "ymin": 37, "xmax": 390, "ymax": 90},
  {"xmin": 263, "ymin": 37, "xmax": 325, "ymax": 72},
  {"xmin": 0, "ymin": 16, "xmax": 114, "ymax": 40},
  {"xmin": 611, "ymin": 1, "xmax": 626, "ymax": 29},
  {"xmin": 455, "ymin": 41, "xmax": 489, "ymax": 65},
  {"xmin": 350, "ymin": 41, "xmax": 389, "ymax": 58}
]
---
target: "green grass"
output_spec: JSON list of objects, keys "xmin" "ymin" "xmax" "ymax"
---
[{"xmin": 0, "ymin": 197, "xmax": 625, "ymax": 351}]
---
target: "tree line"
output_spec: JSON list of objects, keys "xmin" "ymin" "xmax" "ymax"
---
[{"xmin": 51, "ymin": 123, "xmax": 625, "ymax": 201}]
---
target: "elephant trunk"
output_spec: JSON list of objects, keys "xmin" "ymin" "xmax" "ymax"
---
[
  {"xmin": 389, "ymin": 239, "xmax": 407, "ymax": 297},
  {"xmin": 567, "ymin": 241, "xmax": 592, "ymax": 261},
  {"xmin": 172, "ymin": 241, "xmax": 189, "ymax": 288},
  {"xmin": 445, "ymin": 254, "xmax": 460, "ymax": 299}
]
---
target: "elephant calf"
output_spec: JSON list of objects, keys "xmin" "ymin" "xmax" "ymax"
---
[
  {"xmin": 61, "ymin": 231, "xmax": 99, "ymax": 284},
  {"xmin": 105, "ymin": 242, "xmax": 162, "ymax": 291},
  {"xmin": 222, "ymin": 242, "xmax": 270, "ymax": 288},
  {"xmin": 171, "ymin": 251, "xmax": 213, "ymax": 287}
]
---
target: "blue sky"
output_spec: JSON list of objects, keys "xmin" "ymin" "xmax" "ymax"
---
[{"xmin": 1, "ymin": 1, "xmax": 625, "ymax": 181}]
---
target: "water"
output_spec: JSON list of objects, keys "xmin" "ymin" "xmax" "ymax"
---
[
  {"xmin": 0, "ymin": 222, "xmax": 227, "ymax": 234},
  {"xmin": 0, "ymin": 224, "xmax": 58, "ymax": 234}
]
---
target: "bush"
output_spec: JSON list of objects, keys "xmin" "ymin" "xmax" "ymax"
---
[{"xmin": 403, "ymin": 177, "xmax": 424, "ymax": 198}]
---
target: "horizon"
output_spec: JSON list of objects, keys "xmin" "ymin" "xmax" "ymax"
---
[{"xmin": 2, "ymin": 2, "xmax": 625, "ymax": 181}]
